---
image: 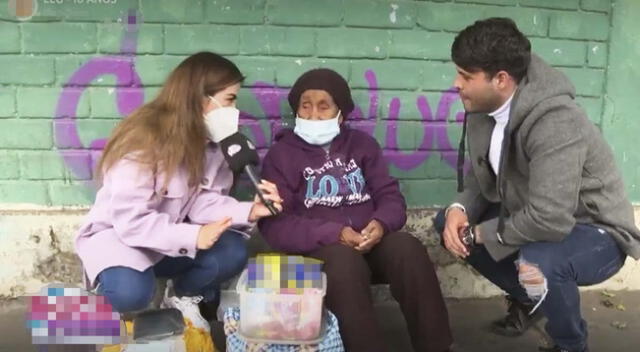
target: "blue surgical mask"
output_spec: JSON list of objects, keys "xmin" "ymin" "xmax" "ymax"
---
[{"xmin": 294, "ymin": 110, "xmax": 342, "ymax": 146}]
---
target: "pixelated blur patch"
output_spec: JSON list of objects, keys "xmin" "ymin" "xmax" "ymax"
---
[
  {"xmin": 125, "ymin": 7, "xmax": 141, "ymax": 32},
  {"xmin": 25, "ymin": 283, "xmax": 126, "ymax": 346},
  {"xmin": 247, "ymin": 254, "xmax": 324, "ymax": 293},
  {"xmin": 8, "ymin": 0, "xmax": 38, "ymax": 20}
]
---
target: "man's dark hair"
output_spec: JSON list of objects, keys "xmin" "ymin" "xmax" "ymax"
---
[{"xmin": 452, "ymin": 17, "xmax": 531, "ymax": 83}]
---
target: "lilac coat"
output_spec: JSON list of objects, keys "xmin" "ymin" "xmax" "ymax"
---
[{"xmin": 75, "ymin": 143, "xmax": 253, "ymax": 286}]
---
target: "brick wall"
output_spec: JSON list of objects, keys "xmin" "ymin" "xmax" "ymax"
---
[{"xmin": 0, "ymin": 0, "xmax": 614, "ymax": 207}]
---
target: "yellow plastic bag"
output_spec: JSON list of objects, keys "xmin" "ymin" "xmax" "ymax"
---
[{"xmin": 183, "ymin": 318, "xmax": 215, "ymax": 352}]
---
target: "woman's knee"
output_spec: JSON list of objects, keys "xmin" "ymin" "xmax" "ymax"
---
[
  {"xmin": 379, "ymin": 232, "xmax": 432, "ymax": 261},
  {"xmin": 374, "ymin": 233, "xmax": 440, "ymax": 285},
  {"xmin": 198, "ymin": 232, "xmax": 248, "ymax": 278},
  {"xmin": 97, "ymin": 267, "xmax": 155, "ymax": 312},
  {"xmin": 314, "ymin": 244, "xmax": 371, "ymax": 283},
  {"xmin": 380, "ymin": 232, "xmax": 423, "ymax": 249},
  {"xmin": 106, "ymin": 288, "xmax": 154, "ymax": 312},
  {"xmin": 219, "ymin": 232, "xmax": 249, "ymax": 270}
]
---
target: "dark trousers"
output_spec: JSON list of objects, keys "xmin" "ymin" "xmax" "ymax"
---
[
  {"xmin": 434, "ymin": 205, "xmax": 626, "ymax": 351},
  {"xmin": 309, "ymin": 232, "xmax": 453, "ymax": 352}
]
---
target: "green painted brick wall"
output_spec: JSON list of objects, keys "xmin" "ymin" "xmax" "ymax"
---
[
  {"xmin": 0, "ymin": 22, "xmax": 19, "ymax": 53},
  {"xmin": 98, "ymin": 24, "xmax": 164, "ymax": 54},
  {"xmin": 0, "ymin": 151, "xmax": 19, "ymax": 180},
  {"xmin": 267, "ymin": 0, "xmax": 343, "ymax": 27},
  {"xmin": 345, "ymin": 0, "xmax": 416, "ymax": 29},
  {"xmin": 205, "ymin": 0, "xmax": 266, "ymax": 25},
  {"xmin": 240, "ymin": 27, "xmax": 315, "ymax": 56},
  {"xmin": 19, "ymin": 151, "xmax": 68, "ymax": 180},
  {"xmin": 0, "ymin": 56, "xmax": 55, "ymax": 85},
  {"xmin": 18, "ymin": 87, "xmax": 90, "ymax": 118},
  {"xmin": 317, "ymin": 28, "xmax": 389, "ymax": 59},
  {"xmin": 0, "ymin": 0, "xmax": 634, "ymax": 208},
  {"xmin": 164, "ymin": 25, "xmax": 240, "ymax": 55},
  {"xmin": 0, "ymin": 88, "xmax": 16, "ymax": 117},
  {"xmin": 0, "ymin": 120, "xmax": 52, "ymax": 149},
  {"xmin": 23, "ymin": 23, "xmax": 97, "ymax": 54},
  {"xmin": 603, "ymin": 0, "xmax": 640, "ymax": 201}
]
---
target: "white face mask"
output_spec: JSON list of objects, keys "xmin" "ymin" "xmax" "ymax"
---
[
  {"xmin": 294, "ymin": 110, "xmax": 341, "ymax": 146},
  {"xmin": 203, "ymin": 96, "xmax": 239, "ymax": 143}
]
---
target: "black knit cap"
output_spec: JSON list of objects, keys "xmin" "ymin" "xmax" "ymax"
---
[{"xmin": 288, "ymin": 68, "xmax": 355, "ymax": 117}]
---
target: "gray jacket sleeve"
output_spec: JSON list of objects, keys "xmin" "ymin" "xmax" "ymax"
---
[{"xmin": 480, "ymin": 110, "xmax": 586, "ymax": 261}]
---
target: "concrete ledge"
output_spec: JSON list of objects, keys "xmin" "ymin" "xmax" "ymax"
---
[{"xmin": 1, "ymin": 205, "xmax": 639, "ymax": 299}]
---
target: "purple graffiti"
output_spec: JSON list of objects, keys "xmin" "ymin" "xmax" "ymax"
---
[
  {"xmin": 54, "ymin": 14, "xmax": 467, "ymax": 182},
  {"xmin": 349, "ymin": 70, "xmax": 379, "ymax": 136},
  {"xmin": 244, "ymin": 83, "xmax": 290, "ymax": 147},
  {"xmin": 54, "ymin": 57, "xmax": 143, "ymax": 162},
  {"xmin": 54, "ymin": 9, "xmax": 144, "ymax": 180},
  {"xmin": 384, "ymin": 88, "xmax": 464, "ymax": 170}
]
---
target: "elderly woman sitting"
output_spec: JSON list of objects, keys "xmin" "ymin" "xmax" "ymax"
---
[{"xmin": 257, "ymin": 68, "xmax": 453, "ymax": 352}]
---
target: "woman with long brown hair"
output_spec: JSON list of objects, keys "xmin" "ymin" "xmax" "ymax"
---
[{"xmin": 75, "ymin": 52, "xmax": 282, "ymax": 328}]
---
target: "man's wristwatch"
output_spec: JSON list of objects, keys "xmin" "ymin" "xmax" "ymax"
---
[{"xmin": 461, "ymin": 226, "xmax": 476, "ymax": 247}]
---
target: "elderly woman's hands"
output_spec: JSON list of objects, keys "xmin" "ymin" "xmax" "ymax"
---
[
  {"xmin": 339, "ymin": 226, "xmax": 364, "ymax": 248},
  {"xmin": 355, "ymin": 219, "xmax": 384, "ymax": 253},
  {"xmin": 339, "ymin": 220, "xmax": 385, "ymax": 252}
]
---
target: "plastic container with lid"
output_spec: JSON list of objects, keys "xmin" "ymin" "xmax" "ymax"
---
[{"xmin": 235, "ymin": 268, "xmax": 327, "ymax": 344}]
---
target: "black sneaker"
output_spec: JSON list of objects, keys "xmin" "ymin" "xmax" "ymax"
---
[{"xmin": 490, "ymin": 295, "xmax": 544, "ymax": 337}]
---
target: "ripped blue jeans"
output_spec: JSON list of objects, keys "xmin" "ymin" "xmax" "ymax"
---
[
  {"xmin": 434, "ymin": 206, "xmax": 626, "ymax": 351},
  {"xmin": 517, "ymin": 223, "xmax": 625, "ymax": 350}
]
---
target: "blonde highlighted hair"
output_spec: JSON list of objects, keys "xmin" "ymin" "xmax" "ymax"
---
[{"xmin": 97, "ymin": 52, "xmax": 244, "ymax": 191}]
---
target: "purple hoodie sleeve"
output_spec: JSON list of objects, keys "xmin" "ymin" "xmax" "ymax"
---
[
  {"xmin": 257, "ymin": 150, "xmax": 343, "ymax": 254},
  {"xmin": 362, "ymin": 136, "xmax": 407, "ymax": 233}
]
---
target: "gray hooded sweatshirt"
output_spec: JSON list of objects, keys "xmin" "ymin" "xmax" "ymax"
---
[{"xmin": 455, "ymin": 54, "xmax": 640, "ymax": 261}]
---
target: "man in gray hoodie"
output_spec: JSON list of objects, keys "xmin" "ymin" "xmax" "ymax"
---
[{"xmin": 433, "ymin": 18, "xmax": 640, "ymax": 352}]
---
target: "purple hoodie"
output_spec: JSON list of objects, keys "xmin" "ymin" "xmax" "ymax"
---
[{"xmin": 258, "ymin": 126, "xmax": 407, "ymax": 254}]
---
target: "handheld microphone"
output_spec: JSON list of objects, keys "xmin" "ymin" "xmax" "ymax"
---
[{"xmin": 218, "ymin": 132, "xmax": 280, "ymax": 216}]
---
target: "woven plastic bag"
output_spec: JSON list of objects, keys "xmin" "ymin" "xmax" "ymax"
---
[{"xmin": 223, "ymin": 307, "xmax": 344, "ymax": 352}]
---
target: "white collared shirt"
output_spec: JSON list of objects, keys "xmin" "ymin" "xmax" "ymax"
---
[{"xmin": 488, "ymin": 93, "xmax": 515, "ymax": 175}]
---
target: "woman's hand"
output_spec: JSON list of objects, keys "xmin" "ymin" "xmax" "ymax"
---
[
  {"xmin": 355, "ymin": 219, "xmax": 385, "ymax": 252},
  {"xmin": 197, "ymin": 217, "xmax": 232, "ymax": 250},
  {"xmin": 339, "ymin": 226, "xmax": 365, "ymax": 248},
  {"xmin": 248, "ymin": 180, "xmax": 284, "ymax": 222}
]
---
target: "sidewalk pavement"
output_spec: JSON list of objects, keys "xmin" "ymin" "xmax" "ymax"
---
[{"xmin": 1, "ymin": 290, "xmax": 638, "ymax": 352}]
